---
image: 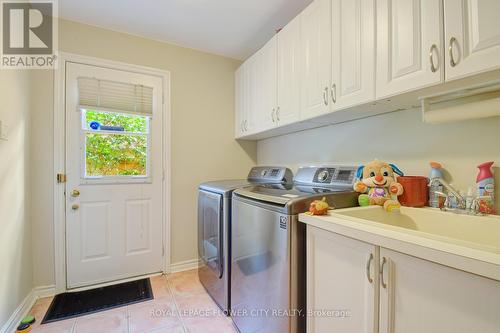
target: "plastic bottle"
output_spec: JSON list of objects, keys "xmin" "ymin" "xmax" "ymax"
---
[
  {"xmin": 476, "ymin": 161, "xmax": 495, "ymax": 214},
  {"xmin": 477, "ymin": 162, "xmax": 494, "ymax": 199},
  {"xmin": 465, "ymin": 187, "xmax": 475, "ymax": 211},
  {"xmin": 428, "ymin": 161, "xmax": 444, "ymax": 208}
]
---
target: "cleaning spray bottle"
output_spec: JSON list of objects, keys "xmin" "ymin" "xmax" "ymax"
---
[
  {"xmin": 476, "ymin": 161, "xmax": 495, "ymax": 214},
  {"xmin": 428, "ymin": 161, "xmax": 444, "ymax": 208}
]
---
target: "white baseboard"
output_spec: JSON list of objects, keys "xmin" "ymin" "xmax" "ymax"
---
[
  {"xmin": 0, "ymin": 285, "xmax": 55, "ymax": 333},
  {"xmin": 0, "ymin": 290, "xmax": 36, "ymax": 333},
  {"xmin": 33, "ymin": 285, "xmax": 56, "ymax": 299},
  {"xmin": 0, "ymin": 262, "xmax": 203, "ymax": 333},
  {"xmin": 169, "ymin": 258, "xmax": 200, "ymax": 273}
]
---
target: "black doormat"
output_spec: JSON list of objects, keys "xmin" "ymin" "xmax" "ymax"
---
[{"xmin": 42, "ymin": 278, "xmax": 153, "ymax": 324}]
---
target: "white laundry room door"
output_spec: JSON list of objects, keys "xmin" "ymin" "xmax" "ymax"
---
[{"xmin": 65, "ymin": 62, "xmax": 164, "ymax": 289}]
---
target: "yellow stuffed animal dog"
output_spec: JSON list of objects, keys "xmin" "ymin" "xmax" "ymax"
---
[{"xmin": 353, "ymin": 160, "xmax": 404, "ymax": 212}]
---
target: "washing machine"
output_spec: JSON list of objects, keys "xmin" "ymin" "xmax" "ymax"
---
[{"xmin": 197, "ymin": 167, "xmax": 293, "ymax": 314}]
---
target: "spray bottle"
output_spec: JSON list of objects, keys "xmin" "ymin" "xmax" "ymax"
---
[{"xmin": 476, "ymin": 161, "xmax": 495, "ymax": 214}]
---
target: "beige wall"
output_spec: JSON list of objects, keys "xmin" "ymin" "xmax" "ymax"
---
[
  {"xmin": 31, "ymin": 19, "xmax": 257, "ymax": 287},
  {"xmin": 0, "ymin": 71, "xmax": 34, "ymax": 327},
  {"xmin": 258, "ymin": 108, "xmax": 500, "ymax": 211}
]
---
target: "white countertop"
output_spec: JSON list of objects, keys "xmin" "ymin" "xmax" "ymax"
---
[{"xmin": 299, "ymin": 206, "xmax": 500, "ymax": 281}]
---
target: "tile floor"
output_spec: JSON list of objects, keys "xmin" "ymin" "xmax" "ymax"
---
[{"xmin": 28, "ymin": 269, "xmax": 238, "ymax": 333}]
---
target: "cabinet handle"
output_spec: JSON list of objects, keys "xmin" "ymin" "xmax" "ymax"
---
[
  {"xmin": 271, "ymin": 108, "xmax": 276, "ymax": 123},
  {"xmin": 243, "ymin": 120, "xmax": 247, "ymax": 131},
  {"xmin": 366, "ymin": 253, "xmax": 374, "ymax": 284},
  {"xmin": 322, "ymin": 87, "xmax": 328, "ymax": 106},
  {"xmin": 331, "ymin": 84, "xmax": 337, "ymax": 104},
  {"xmin": 380, "ymin": 257, "xmax": 387, "ymax": 289},
  {"xmin": 449, "ymin": 37, "xmax": 458, "ymax": 67},
  {"xmin": 429, "ymin": 44, "xmax": 439, "ymax": 73},
  {"xmin": 276, "ymin": 107, "xmax": 280, "ymax": 121}
]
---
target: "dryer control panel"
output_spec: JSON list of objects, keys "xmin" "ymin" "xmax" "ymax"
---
[{"xmin": 247, "ymin": 166, "xmax": 293, "ymax": 184}]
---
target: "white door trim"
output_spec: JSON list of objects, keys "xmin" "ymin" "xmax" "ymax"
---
[{"xmin": 53, "ymin": 52, "xmax": 171, "ymax": 293}]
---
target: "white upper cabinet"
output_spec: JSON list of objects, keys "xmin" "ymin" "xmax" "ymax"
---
[
  {"xmin": 234, "ymin": 55, "xmax": 258, "ymax": 137},
  {"xmin": 277, "ymin": 16, "xmax": 301, "ymax": 126},
  {"xmin": 235, "ymin": 0, "xmax": 500, "ymax": 139},
  {"xmin": 376, "ymin": 0, "xmax": 444, "ymax": 99},
  {"xmin": 234, "ymin": 65, "xmax": 245, "ymax": 138},
  {"xmin": 245, "ymin": 54, "xmax": 258, "ymax": 135},
  {"xmin": 331, "ymin": 0, "xmax": 376, "ymax": 110},
  {"xmin": 300, "ymin": 0, "xmax": 332, "ymax": 120},
  {"xmin": 254, "ymin": 36, "xmax": 278, "ymax": 133},
  {"xmin": 444, "ymin": 0, "xmax": 500, "ymax": 80}
]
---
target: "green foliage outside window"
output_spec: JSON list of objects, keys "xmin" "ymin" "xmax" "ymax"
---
[{"xmin": 84, "ymin": 110, "xmax": 148, "ymax": 177}]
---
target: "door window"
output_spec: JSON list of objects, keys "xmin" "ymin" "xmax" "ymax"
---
[{"xmin": 81, "ymin": 109, "xmax": 151, "ymax": 182}]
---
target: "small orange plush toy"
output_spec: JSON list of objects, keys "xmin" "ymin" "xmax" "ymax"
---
[
  {"xmin": 305, "ymin": 197, "xmax": 331, "ymax": 215},
  {"xmin": 353, "ymin": 160, "xmax": 405, "ymax": 212}
]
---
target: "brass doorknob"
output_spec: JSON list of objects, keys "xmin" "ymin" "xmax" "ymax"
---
[
  {"xmin": 71, "ymin": 204, "xmax": 79, "ymax": 210},
  {"xmin": 71, "ymin": 189, "xmax": 80, "ymax": 197}
]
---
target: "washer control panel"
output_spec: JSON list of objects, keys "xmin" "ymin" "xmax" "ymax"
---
[{"xmin": 295, "ymin": 165, "xmax": 357, "ymax": 188}]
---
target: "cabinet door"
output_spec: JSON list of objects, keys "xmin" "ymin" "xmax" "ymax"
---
[
  {"xmin": 379, "ymin": 248, "xmax": 500, "ymax": 333},
  {"xmin": 277, "ymin": 16, "xmax": 301, "ymax": 126},
  {"xmin": 444, "ymin": 0, "xmax": 500, "ymax": 80},
  {"xmin": 300, "ymin": 0, "xmax": 332, "ymax": 120},
  {"xmin": 376, "ymin": 0, "xmax": 443, "ymax": 99},
  {"xmin": 234, "ymin": 65, "xmax": 245, "ymax": 138},
  {"xmin": 254, "ymin": 36, "xmax": 277, "ymax": 132},
  {"xmin": 245, "ymin": 53, "xmax": 259, "ymax": 135},
  {"xmin": 331, "ymin": 0, "xmax": 376, "ymax": 110},
  {"xmin": 307, "ymin": 226, "xmax": 378, "ymax": 333}
]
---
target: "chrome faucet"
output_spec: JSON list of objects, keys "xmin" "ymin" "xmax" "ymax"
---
[{"xmin": 430, "ymin": 178, "xmax": 466, "ymax": 210}]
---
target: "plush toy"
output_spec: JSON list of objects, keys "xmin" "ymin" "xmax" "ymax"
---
[
  {"xmin": 354, "ymin": 160, "xmax": 404, "ymax": 212},
  {"xmin": 305, "ymin": 197, "xmax": 331, "ymax": 215}
]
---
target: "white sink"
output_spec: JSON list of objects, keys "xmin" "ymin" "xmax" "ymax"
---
[{"xmin": 333, "ymin": 206, "xmax": 500, "ymax": 254}]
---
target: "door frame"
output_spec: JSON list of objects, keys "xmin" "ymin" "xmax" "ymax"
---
[{"xmin": 53, "ymin": 52, "xmax": 171, "ymax": 293}]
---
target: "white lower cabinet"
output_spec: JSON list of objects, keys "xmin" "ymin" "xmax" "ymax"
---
[
  {"xmin": 307, "ymin": 226, "xmax": 378, "ymax": 333},
  {"xmin": 379, "ymin": 248, "xmax": 500, "ymax": 333},
  {"xmin": 307, "ymin": 225, "xmax": 500, "ymax": 333}
]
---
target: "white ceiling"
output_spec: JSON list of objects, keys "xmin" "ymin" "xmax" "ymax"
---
[{"xmin": 59, "ymin": 0, "xmax": 313, "ymax": 60}]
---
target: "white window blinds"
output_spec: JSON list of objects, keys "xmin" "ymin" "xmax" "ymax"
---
[{"xmin": 77, "ymin": 77, "xmax": 154, "ymax": 116}]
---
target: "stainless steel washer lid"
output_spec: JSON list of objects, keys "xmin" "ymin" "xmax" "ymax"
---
[
  {"xmin": 234, "ymin": 184, "xmax": 352, "ymax": 205},
  {"xmin": 233, "ymin": 185, "xmax": 359, "ymax": 215},
  {"xmin": 199, "ymin": 180, "xmax": 250, "ymax": 197}
]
